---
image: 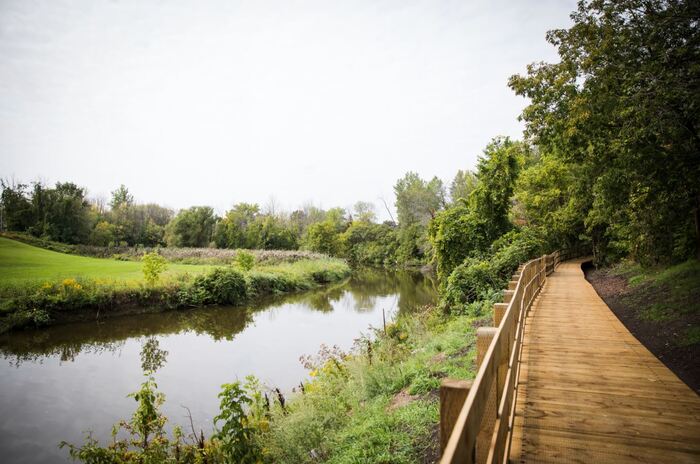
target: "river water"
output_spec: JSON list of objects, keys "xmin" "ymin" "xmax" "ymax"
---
[{"xmin": 0, "ymin": 269, "xmax": 436, "ymax": 463}]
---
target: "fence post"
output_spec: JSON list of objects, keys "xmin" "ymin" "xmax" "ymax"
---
[
  {"xmin": 502, "ymin": 290, "xmax": 514, "ymax": 304},
  {"xmin": 493, "ymin": 303, "xmax": 508, "ymax": 327},
  {"xmin": 476, "ymin": 327, "xmax": 498, "ymax": 464},
  {"xmin": 439, "ymin": 379, "xmax": 472, "ymax": 454}
]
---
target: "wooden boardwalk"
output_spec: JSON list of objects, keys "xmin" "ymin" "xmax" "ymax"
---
[{"xmin": 509, "ymin": 259, "xmax": 700, "ymax": 463}]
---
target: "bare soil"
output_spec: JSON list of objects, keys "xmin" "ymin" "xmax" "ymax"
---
[{"xmin": 583, "ymin": 262, "xmax": 700, "ymax": 394}]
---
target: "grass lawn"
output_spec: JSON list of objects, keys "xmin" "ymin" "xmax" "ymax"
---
[{"xmin": 0, "ymin": 237, "xmax": 211, "ymax": 286}]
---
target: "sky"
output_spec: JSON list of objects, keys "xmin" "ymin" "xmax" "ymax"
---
[{"xmin": 0, "ymin": 0, "xmax": 576, "ymax": 220}]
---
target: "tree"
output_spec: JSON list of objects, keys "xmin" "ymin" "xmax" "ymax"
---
[
  {"xmin": 31, "ymin": 182, "xmax": 93, "ymax": 244},
  {"xmin": 110, "ymin": 184, "xmax": 134, "ymax": 210},
  {"xmin": 449, "ymin": 170, "xmax": 477, "ymax": 204},
  {"xmin": 393, "ymin": 172, "xmax": 446, "ymax": 228},
  {"xmin": 257, "ymin": 215, "xmax": 297, "ymax": 250},
  {"xmin": 514, "ymin": 153, "xmax": 584, "ymax": 248},
  {"xmin": 429, "ymin": 137, "xmax": 526, "ymax": 281},
  {"xmin": 352, "ymin": 201, "xmax": 377, "ymax": 223},
  {"xmin": 165, "ymin": 206, "xmax": 216, "ymax": 247},
  {"xmin": 303, "ymin": 221, "xmax": 342, "ymax": 255},
  {"xmin": 340, "ymin": 221, "xmax": 399, "ymax": 265},
  {"xmin": 214, "ymin": 203, "xmax": 261, "ymax": 249},
  {"xmin": 470, "ymin": 137, "xmax": 525, "ymax": 242},
  {"xmin": 90, "ymin": 220, "xmax": 116, "ymax": 246},
  {"xmin": 142, "ymin": 251, "xmax": 168, "ymax": 285},
  {"xmin": 0, "ymin": 180, "xmax": 33, "ymax": 232},
  {"xmin": 509, "ymin": 0, "xmax": 700, "ymax": 263}
]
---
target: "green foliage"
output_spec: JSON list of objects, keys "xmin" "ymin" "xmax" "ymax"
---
[
  {"xmin": 440, "ymin": 230, "xmax": 545, "ymax": 314},
  {"xmin": 509, "ymin": 0, "xmax": 700, "ymax": 264},
  {"xmin": 394, "ymin": 172, "xmax": 446, "ymax": 228},
  {"xmin": 1, "ymin": 180, "xmax": 93, "ymax": 244},
  {"xmin": 441, "ymin": 258, "xmax": 498, "ymax": 315},
  {"xmin": 352, "ymin": 201, "xmax": 377, "ymax": 223},
  {"xmin": 303, "ymin": 221, "xmax": 343, "ymax": 256},
  {"xmin": 340, "ymin": 221, "xmax": 400, "ymax": 266},
  {"xmin": 428, "ymin": 205, "xmax": 492, "ymax": 281},
  {"xmin": 449, "ymin": 169, "xmax": 477, "ymax": 204},
  {"xmin": 235, "ymin": 250, "xmax": 256, "ymax": 271},
  {"xmin": 514, "ymin": 153, "xmax": 584, "ymax": 249},
  {"xmin": 611, "ymin": 259, "xmax": 700, "ymax": 328},
  {"xmin": 142, "ymin": 251, "xmax": 168, "ymax": 286},
  {"xmin": 214, "ymin": 203, "xmax": 260, "ymax": 249},
  {"xmin": 60, "ymin": 338, "xmax": 203, "ymax": 463},
  {"xmin": 89, "ymin": 220, "xmax": 116, "ymax": 247},
  {"xmin": 261, "ymin": 306, "xmax": 480, "ymax": 463},
  {"xmin": 165, "ymin": 206, "xmax": 216, "ymax": 248},
  {"xmin": 214, "ymin": 382, "xmax": 261, "ymax": 463},
  {"xmin": 0, "ymin": 237, "xmax": 350, "ymax": 333},
  {"xmin": 0, "ymin": 180, "xmax": 33, "ymax": 231},
  {"xmin": 110, "ymin": 184, "xmax": 134, "ymax": 209},
  {"xmin": 187, "ymin": 267, "xmax": 248, "ymax": 306},
  {"xmin": 470, "ymin": 137, "xmax": 524, "ymax": 240},
  {"xmin": 429, "ymin": 137, "xmax": 528, "ymax": 282}
]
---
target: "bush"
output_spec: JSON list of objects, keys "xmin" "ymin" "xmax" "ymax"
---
[
  {"xmin": 186, "ymin": 268, "xmax": 248, "ymax": 306},
  {"xmin": 428, "ymin": 206, "xmax": 493, "ymax": 281},
  {"xmin": 441, "ymin": 258, "xmax": 498, "ymax": 314},
  {"xmin": 142, "ymin": 251, "xmax": 168, "ymax": 285},
  {"xmin": 246, "ymin": 271, "xmax": 300, "ymax": 297},
  {"xmin": 234, "ymin": 250, "xmax": 256, "ymax": 271},
  {"xmin": 213, "ymin": 382, "xmax": 261, "ymax": 463},
  {"xmin": 439, "ymin": 230, "xmax": 547, "ymax": 315}
]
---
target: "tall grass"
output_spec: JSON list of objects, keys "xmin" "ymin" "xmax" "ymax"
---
[{"xmin": 255, "ymin": 304, "xmax": 487, "ymax": 463}]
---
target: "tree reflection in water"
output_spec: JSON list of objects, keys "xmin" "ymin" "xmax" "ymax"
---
[{"xmin": 0, "ymin": 269, "xmax": 436, "ymax": 366}]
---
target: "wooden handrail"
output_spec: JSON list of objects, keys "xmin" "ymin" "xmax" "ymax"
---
[{"xmin": 439, "ymin": 249, "xmax": 574, "ymax": 464}]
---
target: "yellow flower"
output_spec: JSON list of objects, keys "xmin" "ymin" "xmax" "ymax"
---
[{"xmin": 61, "ymin": 278, "xmax": 82, "ymax": 291}]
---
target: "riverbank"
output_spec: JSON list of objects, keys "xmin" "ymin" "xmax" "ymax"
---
[
  {"xmin": 584, "ymin": 259, "xmax": 700, "ymax": 393},
  {"xmin": 254, "ymin": 304, "xmax": 487, "ymax": 463},
  {"xmin": 0, "ymin": 237, "xmax": 351, "ymax": 334}
]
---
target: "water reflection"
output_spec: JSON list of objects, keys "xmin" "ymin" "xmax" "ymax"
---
[
  {"xmin": 0, "ymin": 269, "xmax": 436, "ymax": 464},
  {"xmin": 0, "ymin": 269, "xmax": 436, "ymax": 366}
]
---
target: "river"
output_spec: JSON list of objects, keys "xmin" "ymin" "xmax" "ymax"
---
[{"xmin": 0, "ymin": 269, "xmax": 436, "ymax": 464}]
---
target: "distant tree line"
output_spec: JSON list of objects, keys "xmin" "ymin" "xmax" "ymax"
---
[{"xmin": 0, "ymin": 168, "xmax": 477, "ymax": 266}]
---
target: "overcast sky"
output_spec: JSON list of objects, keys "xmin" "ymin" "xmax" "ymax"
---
[{"xmin": 0, "ymin": 0, "xmax": 576, "ymax": 219}]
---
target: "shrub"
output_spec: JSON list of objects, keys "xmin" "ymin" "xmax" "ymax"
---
[
  {"xmin": 441, "ymin": 258, "xmax": 498, "ymax": 314},
  {"xmin": 142, "ymin": 251, "xmax": 168, "ymax": 285},
  {"xmin": 234, "ymin": 250, "xmax": 256, "ymax": 271},
  {"xmin": 247, "ymin": 272, "xmax": 299, "ymax": 297},
  {"xmin": 439, "ymin": 230, "xmax": 547, "ymax": 315},
  {"xmin": 188, "ymin": 268, "xmax": 248, "ymax": 306},
  {"xmin": 213, "ymin": 382, "xmax": 261, "ymax": 464}
]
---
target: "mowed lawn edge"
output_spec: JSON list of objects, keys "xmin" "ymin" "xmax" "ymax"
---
[
  {"xmin": 0, "ymin": 237, "xmax": 212, "ymax": 286},
  {"xmin": 0, "ymin": 237, "xmax": 351, "ymax": 334}
]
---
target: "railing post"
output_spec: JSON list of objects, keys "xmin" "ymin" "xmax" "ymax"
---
[
  {"xmin": 493, "ymin": 303, "xmax": 508, "ymax": 327},
  {"xmin": 476, "ymin": 327, "xmax": 498, "ymax": 464},
  {"xmin": 439, "ymin": 379, "xmax": 472, "ymax": 454},
  {"xmin": 502, "ymin": 290, "xmax": 514, "ymax": 304}
]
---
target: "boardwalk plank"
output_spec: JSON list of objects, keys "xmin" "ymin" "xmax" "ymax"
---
[{"xmin": 509, "ymin": 259, "xmax": 700, "ymax": 463}]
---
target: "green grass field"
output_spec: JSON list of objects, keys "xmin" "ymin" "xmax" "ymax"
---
[{"xmin": 0, "ymin": 237, "xmax": 211, "ymax": 286}]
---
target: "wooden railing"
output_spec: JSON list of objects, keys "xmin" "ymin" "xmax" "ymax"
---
[{"xmin": 439, "ymin": 250, "xmax": 566, "ymax": 464}]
